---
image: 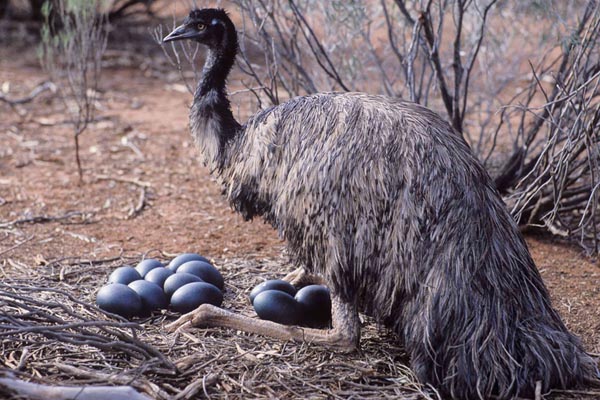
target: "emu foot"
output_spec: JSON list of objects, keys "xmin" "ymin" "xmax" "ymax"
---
[
  {"xmin": 282, "ymin": 267, "xmax": 325, "ymax": 286},
  {"xmin": 166, "ymin": 301, "xmax": 359, "ymax": 353}
]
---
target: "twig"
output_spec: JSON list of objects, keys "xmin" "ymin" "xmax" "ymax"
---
[
  {"xmin": 94, "ymin": 174, "xmax": 152, "ymax": 188},
  {"xmin": 417, "ymin": 7, "xmax": 456, "ymax": 131},
  {"xmin": 0, "ymin": 373, "xmax": 153, "ymax": 400},
  {"xmin": 55, "ymin": 365, "xmax": 171, "ymax": 400},
  {"xmin": 127, "ymin": 187, "xmax": 148, "ymax": 219},
  {"xmin": 173, "ymin": 373, "xmax": 219, "ymax": 400},
  {"xmin": 0, "ymin": 82, "xmax": 56, "ymax": 105},
  {"xmin": 0, "ymin": 211, "xmax": 93, "ymax": 229},
  {"xmin": 0, "ymin": 236, "xmax": 35, "ymax": 257}
]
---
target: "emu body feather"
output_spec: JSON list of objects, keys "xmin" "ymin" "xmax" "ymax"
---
[{"xmin": 165, "ymin": 8, "xmax": 599, "ymax": 399}]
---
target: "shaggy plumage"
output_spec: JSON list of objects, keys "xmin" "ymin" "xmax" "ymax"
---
[{"xmin": 164, "ymin": 8, "xmax": 599, "ymax": 399}]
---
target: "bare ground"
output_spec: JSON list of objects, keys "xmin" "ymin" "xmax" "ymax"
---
[{"xmin": 0, "ymin": 19, "xmax": 599, "ymax": 400}]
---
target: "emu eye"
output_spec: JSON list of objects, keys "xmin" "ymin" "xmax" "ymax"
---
[{"xmin": 197, "ymin": 23, "xmax": 206, "ymax": 31}]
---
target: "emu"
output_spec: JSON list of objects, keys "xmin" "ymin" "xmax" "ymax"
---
[{"xmin": 163, "ymin": 8, "xmax": 598, "ymax": 399}]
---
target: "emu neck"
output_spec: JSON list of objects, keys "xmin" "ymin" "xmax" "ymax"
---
[{"xmin": 191, "ymin": 44, "xmax": 240, "ymax": 172}]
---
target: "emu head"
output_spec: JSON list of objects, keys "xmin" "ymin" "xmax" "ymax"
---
[{"xmin": 163, "ymin": 8, "xmax": 235, "ymax": 51}]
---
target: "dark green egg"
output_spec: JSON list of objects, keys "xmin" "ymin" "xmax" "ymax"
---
[
  {"xmin": 253, "ymin": 290, "xmax": 302, "ymax": 325},
  {"xmin": 168, "ymin": 253, "xmax": 211, "ymax": 272},
  {"xmin": 144, "ymin": 267, "xmax": 173, "ymax": 289},
  {"xmin": 295, "ymin": 285, "xmax": 332, "ymax": 328},
  {"xmin": 249, "ymin": 279, "xmax": 297, "ymax": 304},
  {"xmin": 177, "ymin": 260, "xmax": 224, "ymax": 290},
  {"xmin": 96, "ymin": 283, "xmax": 142, "ymax": 318},
  {"xmin": 108, "ymin": 266, "xmax": 142, "ymax": 285},
  {"xmin": 128, "ymin": 280, "xmax": 168, "ymax": 313},
  {"xmin": 164, "ymin": 272, "xmax": 203, "ymax": 298},
  {"xmin": 170, "ymin": 282, "xmax": 223, "ymax": 313},
  {"xmin": 135, "ymin": 259, "xmax": 164, "ymax": 277}
]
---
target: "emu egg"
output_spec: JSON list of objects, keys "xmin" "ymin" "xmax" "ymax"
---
[
  {"xmin": 170, "ymin": 282, "xmax": 223, "ymax": 313},
  {"xmin": 96, "ymin": 283, "xmax": 142, "ymax": 318},
  {"xmin": 135, "ymin": 259, "xmax": 164, "ymax": 277},
  {"xmin": 249, "ymin": 279, "xmax": 297, "ymax": 304},
  {"xmin": 108, "ymin": 266, "xmax": 142, "ymax": 285},
  {"xmin": 168, "ymin": 253, "xmax": 211, "ymax": 272},
  {"xmin": 128, "ymin": 280, "xmax": 168, "ymax": 313},
  {"xmin": 144, "ymin": 267, "xmax": 173, "ymax": 288},
  {"xmin": 163, "ymin": 272, "xmax": 203, "ymax": 298},
  {"xmin": 253, "ymin": 290, "xmax": 302, "ymax": 325},
  {"xmin": 295, "ymin": 285, "xmax": 332, "ymax": 328},
  {"xmin": 177, "ymin": 261, "xmax": 224, "ymax": 290}
]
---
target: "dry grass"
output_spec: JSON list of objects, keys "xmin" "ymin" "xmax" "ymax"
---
[{"xmin": 0, "ymin": 256, "xmax": 441, "ymax": 399}]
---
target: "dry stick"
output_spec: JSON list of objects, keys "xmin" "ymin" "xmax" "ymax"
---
[
  {"xmin": 0, "ymin": 82, "xmax": 56, "ymax": 105},
  {"xmin": 259, "ymin": 0, "xmax": 316, "ymax": 95},
  {"xmin": 0, "ymin": 211, "xmax": 92, "ymax": 228},
  {"xmin": 0, "ymin": 284, "xmax": 174, "ymax": 369},
  {"xmin": 394, "ymin": 0, "xmax": 415, "ymax": 25},
  {"xmin": 499, "ymin": 1, "xmax": 598, "ymax": 192},
  {"xmin": 45, "ymin": 253, "xmax": 124, "ymax": 268},
  {"xmin": 459, "ymin": 0, "xmax": 498, "ymax": 127},
  {"xmin": 236, "ymin": 10, "xmax": 278, "ymax": 105},
  {"xmin": 128, "ymin": 187, "xmax": 148, "ymax": 219},
  {"xmin": 0, "ymin": 374, "xmax": 153, "ymax": 400},
  {"xmin": 94, "ymin": 174, "xmax": 151, "ymax": 187},
  {"xmin": 173, "ymin": 373, "xmax": 219, "ymax": 400},
  {"xmin": 56, "ymin": 365, "xmax": 171, "ymax": 399},
  {"xmin": 451, "ymin": 0, "xmax": 465, "ymax": 132},
  {"xmin": 417, "ymin": 7, "xmax": 456, "ymax": 131},
  {"xmin": 0, "ymin": 236, "xmax": 35, "ymax": 257},
  {"xmin": 288, "ymin": 0, "xmax": 350, "ymax": 92},
  {"xmin": 381, "ymin": 0, "xmax": 405, "ymax": 69}
]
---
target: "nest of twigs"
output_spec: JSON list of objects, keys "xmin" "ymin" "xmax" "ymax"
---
[{"xmin": 0, "ymin": 255, "xmax": 437, "ymax": 400}]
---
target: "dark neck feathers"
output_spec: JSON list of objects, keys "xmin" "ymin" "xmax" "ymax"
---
[
  {"xmin": 191, "ymin": 16, "xmax": 240, "ymax": 172},
  {"xmin": 196, "ymin": 25, "xmax": 238, "ymax": 96}
]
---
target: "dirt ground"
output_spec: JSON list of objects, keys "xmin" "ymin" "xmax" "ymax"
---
[{"xmin": 0, "ymin": 13, "xmax": 599, "ymax": 400}]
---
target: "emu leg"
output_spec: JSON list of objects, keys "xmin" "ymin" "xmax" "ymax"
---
[
  {"xmin": 282, "ymin": 266, "xmax": 325, "ymax": 286},
  {"xmin": 166, "ymin": 296, "xmax": 360, "ymax": 352}
]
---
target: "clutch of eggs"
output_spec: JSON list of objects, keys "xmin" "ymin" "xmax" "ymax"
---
[
  {"xmin": 250, "ymin": 279, "xmax": 332, "ymax": 328},
  {"xmin": 97, "ymin": 253, "xmax": 223, "ymax": 318}
]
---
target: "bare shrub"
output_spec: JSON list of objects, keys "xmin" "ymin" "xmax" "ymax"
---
[
  {"xmin": 39, "ymin": 0, "xmax": 109, "ymax": 180},
  {"xmin": 157, "ymin": 1, "xmax": 600, "ymax": 253},
  {"xmin": 3, "ymin": 0, "xmax": 157, "ymax": 20},
  {"xmin": 495, "ymin": 1, "xmax": 600, "ymax": 253},
  {"xmin": 228, "ymin": 0, "xmax": 600, "ymax": 253},
  {"xmin": 233, "ymin": 0, "xmax": 499, "ymax": 131}
]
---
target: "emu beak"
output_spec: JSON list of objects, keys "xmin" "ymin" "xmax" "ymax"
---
[{"xmin": 163, "ymin": 24, "xmax": 194, "ymax": 43}]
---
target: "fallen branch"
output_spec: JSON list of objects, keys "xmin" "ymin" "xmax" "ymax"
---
[
  {"xmin": 0, "ymin": 283, "xmax": 175, "ymax": 370},
  {"xmin": 0, "ymin": 373, "xmax": 152, "ymax": 400},
  {"xmin": 0, "ymin": 82, "xmax": 56, "ymax": 105},
  {"xmin": 173, "ymin": 373, "xmax": 219, "ymax": 400},
  {"xmin": 127, "ymin": 187, "xmax": 148, "ymax": 219},
  {"xmin": 94, "ymin": 174, "xmax": 152, "ymax": 188},
  {"xmin": 0, "ymin": 211, "xmax": 93, "ymax": 229},
  {"xmin": 56, "ymin": 365, "xmax": 172, "ymax": 400}
]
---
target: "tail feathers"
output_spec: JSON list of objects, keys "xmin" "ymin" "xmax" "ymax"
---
[{"xmin": 408, "ymin": 319, "xmax": 599, "ymax": 399}]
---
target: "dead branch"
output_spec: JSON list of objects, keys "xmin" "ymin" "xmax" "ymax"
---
[
  {"xmin": 0, "ymin": 373, "xmax": 152, "ymax": 400},
  {"xmin": 55, "ymin": 365, "xmax": 172, "ymax": 399},
  {"xmin": 0, "ymin": 211, "xmax": 94, "ymax": 229},
  {"xmin": 127, "ymin": 187, "xmax": 148, "ymax": 219},
  {"xmin": 0, "ymin": 82, "xmax": 56, "ymax": 105},
  {"xmin": 0, "ymin": 283, "xmax": 175, "ymax": 371},
  {"xmin": 497, "ymin": 1, "xmax": 600, "ymax": 252},
  {"xmin": 94, "ymin": 174, "xmax": 151, "ymax": 187}
]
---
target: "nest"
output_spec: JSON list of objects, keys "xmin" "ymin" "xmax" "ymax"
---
[{"xmin": 0, "ymin": 256, "xmax": 437, "ymax": 400}]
